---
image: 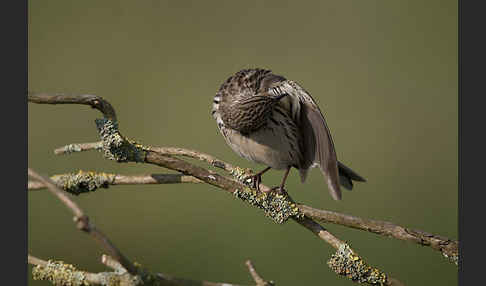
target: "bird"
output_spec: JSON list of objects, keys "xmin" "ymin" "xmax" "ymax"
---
[{"xmin": 211, "ymin": 68, "xmax": 365, "ymax": 200}]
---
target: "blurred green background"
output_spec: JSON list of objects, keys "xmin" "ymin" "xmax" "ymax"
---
[{"xmin": 28, "ymin": 0, "xmax": 457, "ymax": 285}]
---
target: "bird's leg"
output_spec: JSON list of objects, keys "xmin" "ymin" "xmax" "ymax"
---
[
  {"xmin": 268, "ymin": 166, "xmax": 291, "ymax": 195},
  {"xmin": 244, "ymin": 166, "xmax": 271, "ymax": 191}
]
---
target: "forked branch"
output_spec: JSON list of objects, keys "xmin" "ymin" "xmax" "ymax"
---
[
  {"xmin": 31, "ymin": 148, "xmax": 459, "ymax": 264},
  {"xmin": 28, "ymin": 92, "xmax": 455, "ymax": 285},
  {"xmin": 28, "ymin": 167, "xmax": 273, "ymax": 286},
  {"xmin": 28, "ymin": 168, "xmax": 138, "ymax": 275},
  {"xmin": 28, "ymin": 253, "xmax": 269, "ymax": 286}
]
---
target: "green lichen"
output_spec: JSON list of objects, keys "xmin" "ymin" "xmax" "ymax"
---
[
  {"xmin": 95, "ymin": 118, "xmax": 147, "ymax": 163},
  {"xmin": 32, "ymin": 260, "xmax": 90, "ymax": 286},
  {"xmin": 52, "ymin": 170, "xmax": 116, "ymax": 195},
  {"xmin": 233, "ymin": 187, "xmax": 303, "ymax": 224},
  {"xmin": 327, "ymin": 243, "xmax": 387, "ymax": 285}
]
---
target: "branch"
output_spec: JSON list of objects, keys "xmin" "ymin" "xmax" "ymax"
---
[
  {"xmin": 54, "ymin": 141, "xmax": 103, "ymax": 155},
  {"xmin": 155, "ymin": 259, "xmax": 274, "ymax": 286},
  {"xmin": 28, "ymin": 92, "xmax": 412, "ymax": 285},
  {"xmin": 55, "ymin": 142, "xmax": 238, "ymax": 174},
  {"xmin": 28, "ymin": 168, "xmax": 138, "ymax": 275},
  {"xmin": 29, "ymin": 254, "xmax": 124, "ymax": 285},
  {"xmin": 245, "ymin": 260, "xmax": 274, "ymax": 286},
  {"xmin": 29, "ymin": 253, "xmax": 272, "ymax": 286},
  {"xmin": 28, "ymin": 171, "xmax": 202, "ymax": 193},
  {"xmin": 27, "ymin": 169, "xmax": 274, "ymax": 285},
  {"xmin": 28, "ymin": 93, "xmax": 117, "ymax": 120},
  {"xmin": 299, "ymin": 205, "xmax": 458, "ymax": 265},
  {"xmin": 28, "ymin": 169, "xmax": 458, "ymax": 264}
]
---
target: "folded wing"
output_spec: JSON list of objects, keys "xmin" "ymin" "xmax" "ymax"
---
[{"xmin": 299, "ymin": 100, "xmax": 342, "ymax": 200}]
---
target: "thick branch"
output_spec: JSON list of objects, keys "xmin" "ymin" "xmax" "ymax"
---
[
  {"xmin": 299, "ymin": 205, "xmax": 458, "ymax": 265},
  {"xmin": 144, "ymin": 151, "xmax": 243, "ymax": 191},
  {"xmin": 292, "ymin": 216, "xmax": 394, "ymax": 285},
  {"xmin": 293, "ymin": 215, "xmax": 344, "ymax": 250}
]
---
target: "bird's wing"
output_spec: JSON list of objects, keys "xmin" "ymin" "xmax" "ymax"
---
[{"xmin": 285, "ymin": 81, "xmax": 341, "ymax": 200}]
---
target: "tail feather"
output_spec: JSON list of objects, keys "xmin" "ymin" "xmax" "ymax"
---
[
  {"xmin": 338, "ymin": 161, "xmax": 366, "ymax": 191},
  {"xmin": 299, "ymin": 167, "xmax": 310, "ymax": 183}
]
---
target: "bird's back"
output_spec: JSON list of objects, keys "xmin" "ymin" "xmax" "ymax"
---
[
  {"xmin": 211, "ymin": 68, "xmax": 365, "ymax": 201},
  {"xmin": 212, "ymin": 69, "xmax": 304, "ymax": 170}
]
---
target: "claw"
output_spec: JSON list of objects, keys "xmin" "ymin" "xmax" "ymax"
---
[
  {"xmin": 268, "ymin": 186, "xmax": 287, "ymax": 195},
  {"xmin": 244, "ymin": 174, "xmax": 262, "ymax": 191}
]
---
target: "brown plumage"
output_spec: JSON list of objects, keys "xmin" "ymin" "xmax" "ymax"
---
[{"xmin": 212, "ymin": 68, "xmax": 365, "ymax": 200}]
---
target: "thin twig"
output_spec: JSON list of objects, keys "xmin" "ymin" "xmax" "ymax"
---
[
  {"xmin": 28, "ymin": 255, "xmax": 48, "ymax": 267},
  {"xmin": 28, "ymin": 168, "xmax": 83, "ymax": 217},
  {"xmin": 28, "ymin": 172, "xmax": 202, "ymax": 191},
  {"xmin": 28, "ymin": 93, "xmax": 117, "ymax": 120},
  {"xmin": 52, "ymin": 141, "xmax": 252, "ymax": 191},
  {"xmin": 245, "ymin": 260, "xmax": 274, "ymax": 286},
  {"xmin": 28, "ymin": 168, "xmax": 138, "ymax": 275},
  {"xmin": 54, "ymin": 141, "xmax": 238, "ymax": 173},
  {"xmin": 101, "ymin": 254, "xmax": 126, "ymax": 272},
  {"xmin": 154, "ymin": 273, "xmax": 249, "ymax": 286},
  {"xmin": 54, "ymin": 141, "xmax": 103, "ymax": 155}
]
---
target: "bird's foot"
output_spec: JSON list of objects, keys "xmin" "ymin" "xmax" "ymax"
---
[
  {"xmin": 243, "ymin": 174, "xmax": 262, "ymax": 191},
  {"xmin": 267, "ymin": 186, "xmax": 288, "ymax": 196}
]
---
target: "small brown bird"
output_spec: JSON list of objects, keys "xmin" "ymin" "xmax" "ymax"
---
[{"xmin": 211, "ymin": 68, "xmax": 365, "ymax": 200}]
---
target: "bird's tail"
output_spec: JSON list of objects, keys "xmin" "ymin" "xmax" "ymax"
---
[
  {"xmin": 299, "ymin": 161, "xmax": 366, "ymax": 191},
  {"xmin": 299, "ymin": 167, "xmax": 310, "ymax": 184},
  {"xmin": 337, "ymin": 161, "xmax": 366, "ymax": 190}
]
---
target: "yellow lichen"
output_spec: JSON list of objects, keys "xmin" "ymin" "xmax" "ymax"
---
[
  {"xmin": 327, "ymin": 243, "xmax": 387, "ymax": 285},
  {"xmin": 52, "ymin": 170, "xmax": 116, "ymax": 195},
  {"xmin": 231, "ymin": 167, "xmax": 303, "ymax": 224},
  {"xmin": 233, "ymin": 186, "xmax": 303, "ymax": 224},
  {"xmin": 32, "ymin": 260, "xmax": 90, "ymax": 286}
]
